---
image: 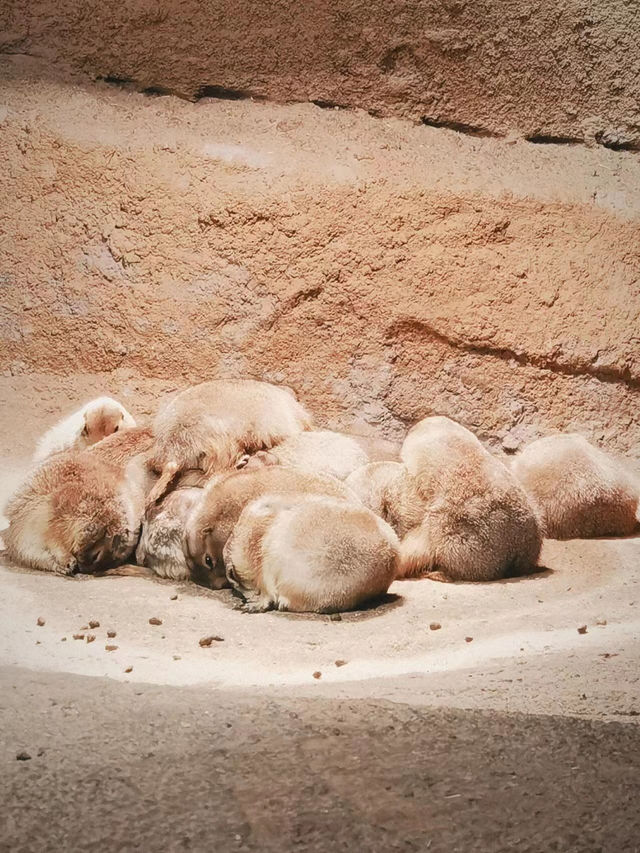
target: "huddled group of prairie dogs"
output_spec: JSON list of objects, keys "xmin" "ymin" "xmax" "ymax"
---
[{"xmin": 4, "ymin": 379, "xmax": 640, "ymax": 614}]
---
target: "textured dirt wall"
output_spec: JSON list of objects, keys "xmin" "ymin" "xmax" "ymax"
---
[
  {"xmin": 1, "ymin": 0, "xmax": 639, "ymax": 148},
  {"xmin": 1, "ymin": 57, "xmax": 639, "ymax": 458}
]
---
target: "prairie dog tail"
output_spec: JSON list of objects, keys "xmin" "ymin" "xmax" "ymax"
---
[{"xmin": 145, "ymin": 462, "xmax": 179, "ymax": 510}]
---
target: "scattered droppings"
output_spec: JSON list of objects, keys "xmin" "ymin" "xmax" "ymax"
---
[
  {"xmin": 577, "ymin": 625, "xmax": 588, "ymax": 635},
  {"xmin": 36, "ymin": 617, "xmax": 45, "ymax": 627},
  {"xmin": 312, "ymin": 671, "xmax": 322, "ymax": 679},
  {"xmin": 105, "ymin": 645, "xmax": 118, "ymax": 652},
  {"xmin": 107, "ymin": 630, "xmax": 116, "ymax": 638},
  {"xmin": 199, "ymin": 635, "xmax": 225, "ymax": 647},
  {"xmin": 329, "ymin": 613, "xmax": 342, "ymax": 622},
  {"xmin": 124, "ymin": 666, "xmax": 133, "ymax": 673},
  {"xmin": 596, "ymin": 619, "xmax": 607, "ymax": 626},
  {"xmin": 35, "ymin": 640, "xmax": 41, "ymax": 645},
  {"xmin": 72, "ymin": 633, "xmax": 85, "ymax": 640},
  {"xmin": 16, "ymin": 751, "xmax": 31, "ymax": 761},
  {"xmin": 86, "ymin": 634, "xmax": 96, "ymax": 643},
  {"xmin": 149, "ymin": 617, "xmax": 162, "ymax": 626},
  {"xmin": 173, "ymin": 655, "xmax": 182, "ymax": 661},
  {"xmin": 430, "ymin": 622, "xmax": 441, "ymax": 631},
  {"xmin": 61, "ymin": 637, "xmax": 66, "ymax": 642},
  {"xmin": 170, "ymin": 594, "xmax": 178, "ymax": 601},
  {"xmin": 89, "ymin": 620, "xmax": 100, "ymax": 629},
  {"xmin": 465, "ymin": 636, "xmax": 473, "ymax": 643},
  {"xmin": 599, "ymin": 652, "xmax": 619, "ymax": 659},
  {"xmin": 335, "ymin": 659, "xmax": 348, "ymax": 668}
]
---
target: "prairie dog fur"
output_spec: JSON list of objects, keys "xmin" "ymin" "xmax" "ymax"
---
[
  {"xmin": 147, "ymin": 380, "xmax": 313, "ymax": 508},
  {"xmin": 224, "ymin": 494, "xmax": 399, "ymax": 613},
  {"xmin": 242, "ymin": 430, "xmax": 370, "ymax": 480},
  {"xmin": 5, "ymin": 427, "xmax": 153, "ymax": 575},
  {"xmin": 33, "ymin": 397, "xmax": 136, "ymax": 463},
  {"xmin": 511, "ymin": 433, "xmax": 640, "ymax": 539},
  {"xmin": 350, "ymin": 417, "xmax": 541, "ymax": 582},
  {"xmin": 183, "ymin": 465, "xmax": 360, "ymax": 588}
]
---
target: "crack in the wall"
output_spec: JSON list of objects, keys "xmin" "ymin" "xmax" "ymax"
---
[
  {"xmin": 421, "ymin": 117, "xmax": 502, "ymax": 138},
  {"xmin": 389, "ymin": 319, "xmax": 640, "ymax": 393},
  {"xmin": 525, "ymin": 134, "xmax": 583, "ymax": 146}
]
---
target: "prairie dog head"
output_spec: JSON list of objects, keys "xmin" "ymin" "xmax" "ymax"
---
[{"xmin": 82, "ymin": 398, "xmax": 136, "ymax": 447}]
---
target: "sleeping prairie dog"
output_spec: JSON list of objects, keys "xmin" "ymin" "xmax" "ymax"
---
[
  {"xmin": 5, "ymin": 427, "xmax": 153, "ymax": 575},
  {"xmin": 33, "ymin": 396, "xmax": 136, "ymax": 463},
  {"xmin": 147, "ymin": 379, "xmax": 313, "ymax": 508},
  {"xmin": 224, "ymin": 494, "xmax": 399, "ymax": 613},
  {"xmin": 396, "ymin": 417, "xmax": 542, "ymax": 581},
  {"xmin": 183, "ymin": 465, "xmax": 360, "ymax": 588},
  {"xmin": 242, "ymin": 430, "xmax": 369, "ymax": 480},
  {"xmin": 511, "ymin": 433, "xmax": 640, "ymax": 539},
  {"xmin": 349, "ymin": 417, "xmax": 541, "ymax": 582}
]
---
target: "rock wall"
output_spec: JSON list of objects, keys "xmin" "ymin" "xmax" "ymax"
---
[
  {"xmin": 1, "ymin": 0, "xmax": 639, "ymax": 460},
  {"xmin": 1, "ymin": 0, "xmax": 639, "ymax": 148}
]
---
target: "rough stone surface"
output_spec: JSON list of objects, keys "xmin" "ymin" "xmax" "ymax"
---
[
  {"xmin": 1, "ymin": 0, "xmax": 640, "ymax": 147},
  {"xmin": 1, "ymin": 58, "xmax": 639, "ymax": 457}
]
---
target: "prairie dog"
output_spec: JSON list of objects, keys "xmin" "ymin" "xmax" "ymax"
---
[
  {"xmin": 147, "ymin": 380, "xmax": 313, "ymax": 508},
  {"xmin": 511, "ymin": 434, "xmax": 640, "ymax": 539},
  {"xmin": 135, "ymin": 470, "xmax": 209, "ymax": 581},
  {"xmin": 183, "ymin": 465, "xmax": 360, "ymax": 588},
  {"xmin": 33, "ymin": 397, "xmax": 136, "ymax": 463},
  {"xmin": 224, "ymin": 494, "xmax": 399, "ymax": 613},
  {"xmin": 242, "ymin": 429, "xmax": 370, "ymax": 480},
  {"xmin": 5, "ymin": 427, "xmax": 153, "ymax": 575},
  {"xmin": 358, "ymin": 417, "xmax": 541, "ymax": 582}
]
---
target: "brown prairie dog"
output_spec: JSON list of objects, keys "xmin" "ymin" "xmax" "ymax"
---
[
  {"xmin": 224, "ymin": 494, "xmax": 399, "ymax": 613},
  {"xmin": 32, "ymin": 396, "xmax": 136, "ymax": 463},
  {"xmin": 183, "ymin": 465, "xmax": 360, "ymax": 588},
  {"xmin": 511, "ymin": 433, "xmax": 640, "ymax": 539},
  {"xmin": 242, "ymin": 430, "xmax": 370, "ymax": 480},
  {"xmin": 350, "ymin": 417, "xmax": 541, "ymax": 582},
  {"xmin": 5, "ymin": 427, "xmax": 153, "ymax": 575},
  {"xmin": 147, "ymin": 379, "xmax": 313, "ymax": 508}
]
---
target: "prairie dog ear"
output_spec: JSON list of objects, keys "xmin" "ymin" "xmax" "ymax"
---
[
  {"xmin": 242, "ymin": 450, "xmax": 276, "ymax": 470},
  {"xmin": 201, "ymin": 526, "xmax": 213, "ymax": 536},
  {"xmin": 235, "ymin": 453, "xmax": 251, "ymax": 470}
]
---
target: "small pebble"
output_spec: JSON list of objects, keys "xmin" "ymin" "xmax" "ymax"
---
[
  {"xmin": 329, "ymin": 613, "xmax": 342, "ymax": 622},
  {"xmin": 577, "ymin": 625, "xmax": 588, "ymax": 635},
  {"xmin": 173, "ymin": 655, "xmax": 182, "ymax": 661},
  {"xmin": 105, "ymin": 645, "xmax": 118, "ymax": 652},
  {"xmin": 61, "ymin": 637, "xmax": 66, "ymax": 642},
  {"xmin": 312, "ymin": 671, "xmax": 322, "ymax": 680},
  {"xmin": 596, "ymin": 619, "xmax": 607, "ymax": 626},
  {"xmin": 36, "ymin": 617, "xmax": 45, "ymax": 627},
  {"xmin": 170, "ymin": 595, "xmax": 178, "ymax": 601},
  {"xmin": 35, "ymin": 640, "xmax": 41, "ymax": 645},
  {"xmin": 149, "ymin": 617, "xmax": 162, "ymax": 626},
  {"xmin": 107, "ymin": 630, "xmax": 116, "ymax": 638},
  {"xmin": 430, "ymin": 622, "xmax": 441, "ymax": 631},
  {"xmin": 88, "ymin": 620, "xmax": 100, "ymax": 629},
  {"xmin": 73, "ymin": 633, "xmax": 85, "ymax": 640},
  {"xmin": 80, "ymin": 625, "xmax": 88, "ymax": 631},
  {"xmin": 335, "ymin": 660, "xmax": 347, "ymax": 668},
  {"xmin": 124, "ymin": 666, "xmax": 133, "ymax": 673},
  {"xmin": 16, "ymin": 751, "xmax": 31, "ymax": 761},
  {"xmin": 199, "ymin": 635, "xmax": 224, "ymax": 647},
  {"xmin": 465, "ymin": 637, "xmax": 473, "ymax": 643},
  {"xmin": 86, "ymin": 634, "xmax": 96, "ymax": 643}
]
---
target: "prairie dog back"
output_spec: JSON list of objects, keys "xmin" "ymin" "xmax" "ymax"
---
[
  {"xmin": 396, "ymin": 416, "xmax": 542, "ymax": 582},
  {"xmin": 224, "ymin": 495, "xmax": 399, "ymax": 613},
  {"xmin": 33, "ymin": 396, "xmax": 136, "ymax": 463},
  {"xmin": 512, "ymin": 433, "xmax": 640, "ymax": 539},
  {"xmin": 148, "ymin": 380, "xmax": 313, "ymax": 507},
  {"xmin": 244, "ymin": 430, "xmax": 370, "ymax": 480}
]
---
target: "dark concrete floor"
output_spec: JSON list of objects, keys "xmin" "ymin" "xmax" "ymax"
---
[{"xmin": 1, "ymin": 666, "xmax": 639, "ymax": 853}]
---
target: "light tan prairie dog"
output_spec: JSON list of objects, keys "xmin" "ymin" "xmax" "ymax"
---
[
  {"xmin": 32, "ymin": 396, "xmax": 136, "ymax": 463},
  {"xmin": 147, "ymin": 379, "xmax": 313, "ymax": 508},
  {"xmin": 242, "ymin": 430, "xmax": 371, "ymax": 480},
  {"xmin": 350, "ymin": 417, "xmax": 542, "ymax": 582},
  {"xmin": 223, "ymin": 494, "xmax": 399, "ymax": 613},
  {"xmin": 183, "ymin": 465, "xmax": 360, "ymax": 588},
  {"xmin": 511, "ymin": 433, "xmax": 640, "ymax": 539},
  {"xmin": 5, "ymin": 427, "xmax": 153, "ymax": 575}
]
